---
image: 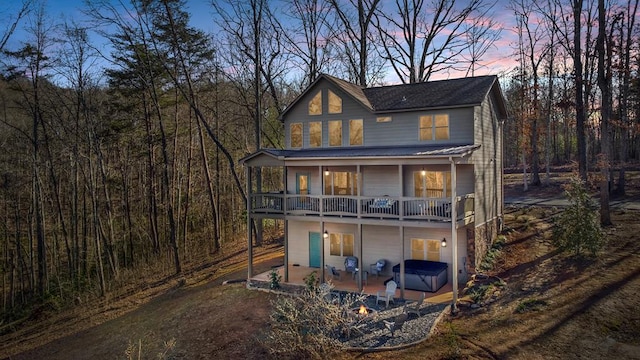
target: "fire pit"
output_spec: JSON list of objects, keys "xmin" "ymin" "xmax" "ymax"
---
[{"xmin": 352, "ymin": 304, "xmax": 376, "ymax": 318}]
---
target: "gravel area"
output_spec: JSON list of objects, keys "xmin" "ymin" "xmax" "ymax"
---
[{"xmin": 339, "ymin": 295, "xmax": 448, "ymax": 349}]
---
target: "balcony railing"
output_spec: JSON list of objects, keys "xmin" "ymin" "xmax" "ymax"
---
[{"xmin": 249, "ymin": 193, "xmax": 474, "ymax": 222}]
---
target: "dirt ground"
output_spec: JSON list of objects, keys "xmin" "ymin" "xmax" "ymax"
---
[{"xmin": 1, "ymin": 171, "xmax": 639, "ymax": 359}]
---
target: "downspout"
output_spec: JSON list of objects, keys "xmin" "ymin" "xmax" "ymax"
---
[{"xmin": 449, "ymin": 156, "xmax": 458, "ymax": 314}]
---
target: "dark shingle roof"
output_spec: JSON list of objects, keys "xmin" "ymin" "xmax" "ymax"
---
[
  {"xmin": 321, "ymin": 74, "xmax": 499, "ymax": 112},
  {"xmin": 363, "ymin": 76, "xmax": 498, "ymax": 112}
]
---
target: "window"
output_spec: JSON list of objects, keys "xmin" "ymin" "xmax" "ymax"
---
[
  {"xmin": 414, "ymin": 171, "xmax": 451, "ymax": 198},
  {"xmin": 329, "ymin": 233, "xmax": 354, "ymax": 256},
  {"xmin": 329, "ymin": 120, "xmax": 342, "ymax": 146},
  {"xmin": 349, "ymin": 119, "xmax": 363, "ymax": 145},
  {"xmin": 290, "ymin": 123, "xmax": 302, "ymax": 148},
  {"xmin": 411, "ymin": 238, "xmax": 440, "ymax": 261},
  {"xmin": 377, "ymin": 116, "xmax": 392, "ymax": 123},
  {"xmin": 328, "ymin": 90, "xmax": 342, "ymax": 114},
  {"xmin": 419, "ymin": 114, "xmax": 449, "ymax": 140},
  {"xmin": 309, "ymin": 121, "xmax": 322, "ymax": 147},
  {"xmin": 309, "ymin": 91, "xmax": 322, "ymax": 115},
  {"xmin": 324, "ymin": 171, "xmax": 358, "ymax": 195}
]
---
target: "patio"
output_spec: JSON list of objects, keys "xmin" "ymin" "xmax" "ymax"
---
[
  {"xmin": 251, "ymin": 263, "xmax": 458, "ymax": 304},
  {"xmin": 250, "ymin": 264, "xmax": 455, "ymax": 349}
]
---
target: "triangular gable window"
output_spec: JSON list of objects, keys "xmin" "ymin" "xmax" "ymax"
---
[
  {"xmin": 328, "ymin": 90, "xmax": 342, "ymax": 114},
  {"xmin": 309, "ymin": 91, "xmax": 322, "ymax": 115}
]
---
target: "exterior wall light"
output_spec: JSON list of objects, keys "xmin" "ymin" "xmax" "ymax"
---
[
  {"xmin": 441, "ymin": 237, "xmax": 447, "ymax": 247},
  {"xmin": 324, "ymin": 230, "xmax": 329, "ymax": 239}
]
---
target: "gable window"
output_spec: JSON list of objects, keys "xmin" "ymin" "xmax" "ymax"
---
[
  {"xmin": 309, "ymin": 91, "xmax": 322, "ymax": 115},
  {"xmin": 309, "ymin": 121, "xmax": 322, "ymax": 147},
  {"xmin": 349, "ymin": 119, "xmax": 363, "ymax": 145},
  {"xmin": 419, "ymin": 114, "xmax": 449, "ymax": 140},
  {"xmin": 411, "ymin": 238, "xmax": 440, "ymax": 261},
  {"xmin": 324, "ymin": 171, "xmax": 358, "ymax": 195},
  {"xmin": 330, "ymin": 233, "xmax": 354, "ymax": 256},
  {"xmin": 329, "ymin": 120, "xmax": 342, "ymax": 146},
  {"xmin": 290, "ymin": 123, "xmax": 302, "ymax": 148},
  {"xmin": 328, "ymin": 90, "xmax": 342, "ymax": 114},
  {"xmin": 414, "ymin": 171, "xmax": 451, "ymax": 198}
]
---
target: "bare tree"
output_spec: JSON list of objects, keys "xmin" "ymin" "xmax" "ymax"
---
[
  {"xmin": 0, "ymin": 0, "xmax": 32, "ymax": 53},
  {"xmin": 328, "ymin": 0, "xmax": 383, "ymax": 86},
  {"xmin": 374, "ymin": 0, "xmax": 488, "ymax": 83},
  {"xmin": 282, "ymin": 0, "xmax": 336, "ymax": 87},
  {"xmin": 614, "ymin": 0, "xmax": 639, "ymax": 195}
]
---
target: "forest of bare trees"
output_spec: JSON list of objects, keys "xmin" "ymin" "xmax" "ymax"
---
[{"xmin": 0, "ymin": 0, "xmax": 638, "ymax": 320}]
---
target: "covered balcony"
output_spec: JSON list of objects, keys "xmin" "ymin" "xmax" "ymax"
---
[{"xmin": 249, "ymin": 192, "xmax": 475, "ymax": 223}]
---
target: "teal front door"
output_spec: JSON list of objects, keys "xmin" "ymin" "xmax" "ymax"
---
[{"xmin": 309, "ymin": 232, "xmax": 321, "ymax": 268}]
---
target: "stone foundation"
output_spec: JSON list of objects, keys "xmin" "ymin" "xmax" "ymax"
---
[{"xmin": 466, "ymin": 217, "xmax": 501, "ymax": 275}]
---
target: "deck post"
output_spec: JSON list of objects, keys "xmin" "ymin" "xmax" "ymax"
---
[
  {"xmin": 247, "ymin": 166, "xmax": 253, "ymax": 279},
  {"xmin": 450, "ymin": 157, "xmax": 458, "ymax": 313}
]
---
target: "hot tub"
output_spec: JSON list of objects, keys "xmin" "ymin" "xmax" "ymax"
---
[{"xmin": 392, "ymin": 260, "xmax": 448, "ymax": 292}]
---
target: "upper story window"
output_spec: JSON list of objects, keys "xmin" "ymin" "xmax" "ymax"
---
[
  {"xmin": 414, "ymin": 170, "xmax": 451, "ymax": 198},
  {"xmin": 377, "ymin": 116, "xmax": 392, "ymax": 123},
  {"xmin": 309, "ymin": 121, "xmax": 322, "ymax": 147},
  {"xmin": 349, "ymin": 119, "xmax": 363, "ymax": 146},
  {"xmin": 419, "ymin": 114, "xmax": 449, "ymax": 140},
  {"xmin": 329, "ymin": 120, "xmax": 342, "ymax": 146},
  {"xmin": 290, "ymin": 123, "xmax": 302, "ymax": 148},
  {"xmin": 309, "ymin": 91, "xmax": 322, "ymax": 115},
  {"xmin": 324, "ymin": 171, "xmax": 358, "ymax": 195},
  {"xmin": 328, "ymin": 90, "xmax": 342, "ymax": 114}
]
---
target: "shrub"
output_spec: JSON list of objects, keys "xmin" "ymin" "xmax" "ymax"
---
[
  {"xmin": 303, "ymin": 271, "xmax": 319, "ymax": 292},
  {"xmin": 262, "ymin": 283, "xmax": 366, "ymax": 359},
  {"xmin": 269, "ymin": 269, "xmax": 282, "ymax": 289},
  {"xmin": 552, "ymin": 176, "xmax": 604, "ymax": 257}
]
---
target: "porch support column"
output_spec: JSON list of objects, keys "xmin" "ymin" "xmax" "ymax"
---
[
  {"xmin": 320, "ymin": 221, "xmax": 325, "ymax": 283},
  {"xmin": 357, "ymin": 223, "xmax": 363, "ymax": 292},
  {"xmin": 399, "ymin": 226, "xmax": 405, "ymax": 299},
  {"xmin": 247, "ymin": 166, "xmax": 253, "ymax": 279},
  {"xmin": 284, "ymin": 166, "xmax": 288, "ymax": 282},
  {"xmin": 398, "ymin": 165, "xmax": 403, "ymax": 219},
  {"xmin": 450, "ymin": 157, "xmax": 459, "ymax": 313},
  {"xmin": 357, "ymin": 165, "xmax": 361, "ymax": 217}
]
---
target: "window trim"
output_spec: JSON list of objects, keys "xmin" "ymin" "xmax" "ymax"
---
[
  {"xmin": 349, "ymin": 119, "xmax": 363, "ymax": 146},
  {"xmin": 329, "ymin": 232, "xmax": 354, "ymax": 257},
  {"xmin": 411, "ymin": 238, "xmax": 440, "ymax": 261},
  {"xmin": 329, "ymin": 120, "xmax": 342, "ymax": 147},
  {"xmin": 308, "ymin": 91, "xmax": 322, "ymax": 115},
  {"xmin": 290, "ymin": 122, "xmax": 303, "ymax": 148},
  {"xmin": 309, "ymin": 121, "xmax": 322, "ymax": 147},
  {"xmin": 328, "ymin": 90, "xmax": 342, "ymax": 114},
  {"xmin": 324, "ymin": 171, "xmax": 359, "ymax": 196},
  {"xmin": 414, "ymin": 170, "xmax": 451, "ymax": 198},
  {"xmin": 419, "ymin": 114, "xmax": 449, "ymax": 141}
]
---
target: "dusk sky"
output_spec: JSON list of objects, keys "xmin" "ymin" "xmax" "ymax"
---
[{"xmin": 3, "ymin": 0, "xmax": 520, "ymax": 83}]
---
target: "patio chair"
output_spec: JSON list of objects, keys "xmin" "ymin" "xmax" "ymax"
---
[
  {"xmin": 325, "ymin": 265, "xmax": 342, "ymax": 281},
  {"xmin": 369, "ymin": 259, "xmax": 386, "ymax": 278},
  {"xmin": 383, "ymin": 313, "xmax": 407, "ymax": 337},
  {"xmin": 376, "ymin": 280, "xmax": 397, "ymax": 307},
  {"xmin": 403, "ymin": 292, "xmax": 425, "ymax": 317},
  {"xmin": 344, "ymin": 256, "xmax": 358, "ymax": 277}
]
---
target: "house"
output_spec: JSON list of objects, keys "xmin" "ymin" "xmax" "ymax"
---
[{"xmin": 240, "ymin": 74, "xmax": 507, "ymax": 299}]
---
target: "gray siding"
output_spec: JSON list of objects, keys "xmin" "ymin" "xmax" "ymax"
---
[
  {"xmin": 472, "ymin": 92, "xmax": 503, "ymax": 225},
  {"xmin": 284, "ymin": 78, "xmax": 476, "ymax": 149}
]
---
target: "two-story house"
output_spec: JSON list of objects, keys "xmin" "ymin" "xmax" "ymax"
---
[{"xmin": 241, "ymin": 74, "xmax": 506, "ymax": 298}]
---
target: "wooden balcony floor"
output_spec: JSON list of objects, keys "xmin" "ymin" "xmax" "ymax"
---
[{"xmin": 251, "ymin": 264, "xmax": 458, "ymax": 304}]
